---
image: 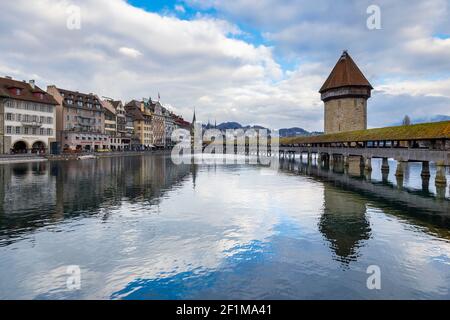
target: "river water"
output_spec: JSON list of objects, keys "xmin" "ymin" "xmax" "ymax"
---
[{"xmin": 0, "ymin": 154, "xmax": 449, "ymax": 299}]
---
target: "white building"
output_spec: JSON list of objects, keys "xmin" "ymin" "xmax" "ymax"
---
[{"xmin": 0, "ymin": 77, "xmax": 58, "ymax": 154}]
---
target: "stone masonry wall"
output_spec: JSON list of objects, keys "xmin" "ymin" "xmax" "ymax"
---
[{"xmin": 324, "ymin": 97, "xmax": 367, "ymax": 134}]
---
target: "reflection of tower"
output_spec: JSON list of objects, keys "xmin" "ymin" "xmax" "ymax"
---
[
  {"xmin": 319, "ymin": 185, "xmax": 371, "ymax": 264},
  {"xmin": 190, "ymin": 162, "xmax": 198, "ymax": 189}
]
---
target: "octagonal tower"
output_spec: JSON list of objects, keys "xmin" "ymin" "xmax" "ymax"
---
[{"xmin": 320, "ymin": 51, "xmax": 373, "ymax": 134}]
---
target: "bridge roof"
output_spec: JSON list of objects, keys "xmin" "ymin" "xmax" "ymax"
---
[{"xmin": 281, "ymin": 121, "xmax": 450, "ymax": 144}]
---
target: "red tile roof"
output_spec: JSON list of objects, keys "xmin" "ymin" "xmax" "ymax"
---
[
  {"xmin": 0, "ymin": 77, "xmax": 58, "ymax": 105},
  {"xmin": 319, "ymin": 51, "xmax": 373, "ymax": 93}
]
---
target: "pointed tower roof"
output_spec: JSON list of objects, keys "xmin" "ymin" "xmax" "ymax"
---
[{"xmin": 319, "ymin": 51, "xmax": 373, "ymax": 93}]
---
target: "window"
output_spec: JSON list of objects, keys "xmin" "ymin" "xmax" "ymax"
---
[
  {"xmin": 67, "ymin": 115, "xmax": 70, "ymax": 121},
  {"xmin": 40, "ymin": 116, "xmax": 45, "ymax": 123},
  {"xmin": 16, "ymin": 127, "xmax": 21, "ymax": 134},
  {"xmin": 6, "ymin": 126, "xmax": 12, "ymax": 134},
  {"xmin": 32, "ymin": 128, "xmax": 37, "ymax": 135},
  {"xmin": 47, "ymin": 128, "xmax": 52, "ymax": 136},
  {"xmin": 15, "ymin": 88, "xmax": 21, "ymax": 95},
  {"xmin": 78, "ymin": 101, "xmax": 83, "ymax": 107},
  {"xmin": 24, "ymin": 127, "xmax": 29, "ymax": 135},
  {"xmin": 17, "ymin": 114, "xmax": 21, "ymax": 121},
  {"xmin": 40, "ymin": 128, "xmax": 44, "ymax": 135},
  {"xmin": 6, "ymin": 113, "xmax": 13, "ymax": 121}
]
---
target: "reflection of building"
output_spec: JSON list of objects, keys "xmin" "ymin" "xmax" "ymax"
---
[
  {"xmin": 319, "ymin": 51, "xmax": 373, "ymax": 134},
  {"xmin": 0, "ymin": 76, "xmax": 58, "ymax": 154},
  {"xmin": 0, "ymin": 155, "xmax": 191, "ymax": 242},
  {"xmin": 319, "ymin": 185, "xmax": 371, "ymax": 263},
  {"xmin": 47, "ymin": 86, "xmax": 108, "ymax": 152}
]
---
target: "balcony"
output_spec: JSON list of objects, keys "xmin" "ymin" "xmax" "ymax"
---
[{"xmin": 21, "ymin": 120, "xmax": 43, "ymax": 128}]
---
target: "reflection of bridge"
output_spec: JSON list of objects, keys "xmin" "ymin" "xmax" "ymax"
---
[
  {"xmin": 278, "ymin": 120, "xmax": 450, "ymax": 191},
  {"xmin": 280, "ymin": 159, "xmax": 450, "ymax": 216},
  {"xmin": 277, "ymin": 158, "xmax": 450, "ymax": 264}
]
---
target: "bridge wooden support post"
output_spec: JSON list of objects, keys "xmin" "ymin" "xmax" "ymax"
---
[
  {"xmin": 363, "ymin": 157, "xmax": 372, "ymax": 172},
  {"xmin": 308, "ymin": 152, "xmax": 313, "ymax": 165},
  {"xmin": 381, "ymin": 158, "xmax": 389, "ymax": 172},
  {"xmin": 395, "ymin": 159, "xmax": 405, "ymax": 189},
  {"xmin": 395, "ymin": 159, "xmax": 405, "ymax": 177},
  {"xmin": 435, "ymin": 161, "xmax": 447, "ymax": 188},
  {"xmin": 329, "ymin": 154, "xmax": 335, "ymax": 169},
  {"xmin": 420, "ymin": 161, "xmax": 431, "ymax": 192},
  {"xmin": 343, "ymin": 155, "xmax": 349, "ymax": 168},
  {"xmin": 381, "ymin": 157, "xmax": 389, "ymax": 183},
  {"xmin": 362, "ymin": 156, "xmax": 372, "ymax": 180}
]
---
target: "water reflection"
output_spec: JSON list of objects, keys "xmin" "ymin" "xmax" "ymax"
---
[
  {"xmin": 319, "ymin": 187, "xmax": 371, "ymax": 264},
  {"xmin": 0, "ymin": 156, "xmax": 191, "ymax": 245},
  {"xmin": 0, "ymin": 155, "xmax": 449, "ymax": 299}
]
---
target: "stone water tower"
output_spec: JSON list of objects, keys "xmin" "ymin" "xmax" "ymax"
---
[{"xmin": 319, "ymin": 51, "xmax": 373, "ymax": 134}]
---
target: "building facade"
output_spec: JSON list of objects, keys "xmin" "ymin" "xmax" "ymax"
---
[
  {"xmin": 0, "ymin": 77, "xmax": 57, "ymax": 154},
  {"xmin": 319, "ymin": 51, "xmax": 373, "ymax": 134},
  {"xmin": 47, "ymin": 86, "xmax": 109, "ymax": 152},
  {"xmin": 163, "ymin": 108, "xmax": 176, "ymax": 148},
  {"xmin": 149, "ymin": 100, "xmax": 165, "ymax": 147},
  {"xmin": 125, "ymin": 100, "xmax": 153, "ymax": 149}
]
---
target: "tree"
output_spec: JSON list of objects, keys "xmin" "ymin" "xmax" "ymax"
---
[{"xmin": 402, "ymin": 115, "xmax": 411, "ymax": 126}]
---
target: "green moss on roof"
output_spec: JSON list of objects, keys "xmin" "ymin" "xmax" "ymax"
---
[{"xmin": 281, "ymin": 121, "xmax": 450, "ymax": 145}]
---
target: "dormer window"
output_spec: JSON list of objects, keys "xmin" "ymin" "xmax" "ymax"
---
[
  {"xmin": 33, "ymin": 92, "xmax": 44, "ymax": 100},
  {"xmin": 67, "ymin": 99, "xmax": 73, "ymax": 105},
  {"xmin": 78, "ymin": 101, "xmax": 83, "ymax": 107},
  {"xmin": 8, "ymin": 87, "xmax": 22, "ymax": 95}
]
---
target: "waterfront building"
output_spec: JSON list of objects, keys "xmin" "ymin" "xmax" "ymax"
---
[
  {"xmin": 125, "ymin": 113, "xmax": 140, "ymax": 150},
  {"xmin": 319, "ymin": 51, "xmax": 373, "ymax": 134},
  {"xmin": 101, "ymin": 99, "xmax": 118, "ymax": 150},
  {"xmin": 112, "ymin": 100, "xmax": 129, "ymax": 150},
  {"xmin": 148, "ymin": 99, "xmax": 165, "ymax": 148},
  {"xmin": 173, "ymin": 115, "xmax": 191, "ymax": 131},
  {"xmin": 0, "ymin": 76, "xmax": 58, "ymax": 154},
  {"xmin": 163, "ymin": 108, "xmax": 176, "ymax": 148},
  {"xmin": 125, "ymin": 100, "xmax": 153, "ymax": 149},
  {"xmin": 47, "ymin": 86, "xmax": 109, "ymax": 152}
]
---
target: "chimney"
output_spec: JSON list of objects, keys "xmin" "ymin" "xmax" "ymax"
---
[{"xmin": 29, "ymin": 80, "xmax": 35, "ymax": 89}]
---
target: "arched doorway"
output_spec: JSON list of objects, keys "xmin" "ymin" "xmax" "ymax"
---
[
  {"xmin": 32, "ymin": 141, "xmax": 46, "ymax": 154},
  {"xmin": 12, "ymin": 141, "xmax": 28, "ymax": 154}
]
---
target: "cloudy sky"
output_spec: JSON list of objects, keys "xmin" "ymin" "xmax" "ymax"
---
[{"xmin": 0, "ymin": 0, "xmax": 449, "ymax": 130}]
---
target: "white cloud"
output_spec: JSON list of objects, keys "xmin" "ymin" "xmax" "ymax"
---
[
  {"xmin": 118, "ymin": 47, "xmax": 142, "ymax": 58},
  {"xmin": 0, "ymin": 0, "xmax": 448, "ymax": 130},
  {"xmin": 174, "ymin": 4, "xmax": 186, "ymax": 13}
]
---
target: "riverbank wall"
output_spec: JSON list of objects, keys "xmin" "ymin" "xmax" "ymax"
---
[{"xmin": 0, "ymin": 150, "xmax": 173, "ymax": 164}]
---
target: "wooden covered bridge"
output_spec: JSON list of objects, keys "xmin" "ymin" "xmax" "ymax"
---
[{"xmin": 279, "ymin": 121, "xmax": 450, "ymax": 187}]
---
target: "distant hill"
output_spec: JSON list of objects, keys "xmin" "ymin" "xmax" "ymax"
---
[
  {"xmin": 216, "ymin": 122, "xmax": 243, "ymax": 130},
  {"xmin": 279, "ymin": 127, "xmax": 309, "ymax": 137},
  {"xmin": 211, "ymin": 122, "xmax": 322, "ymax": 137}
]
